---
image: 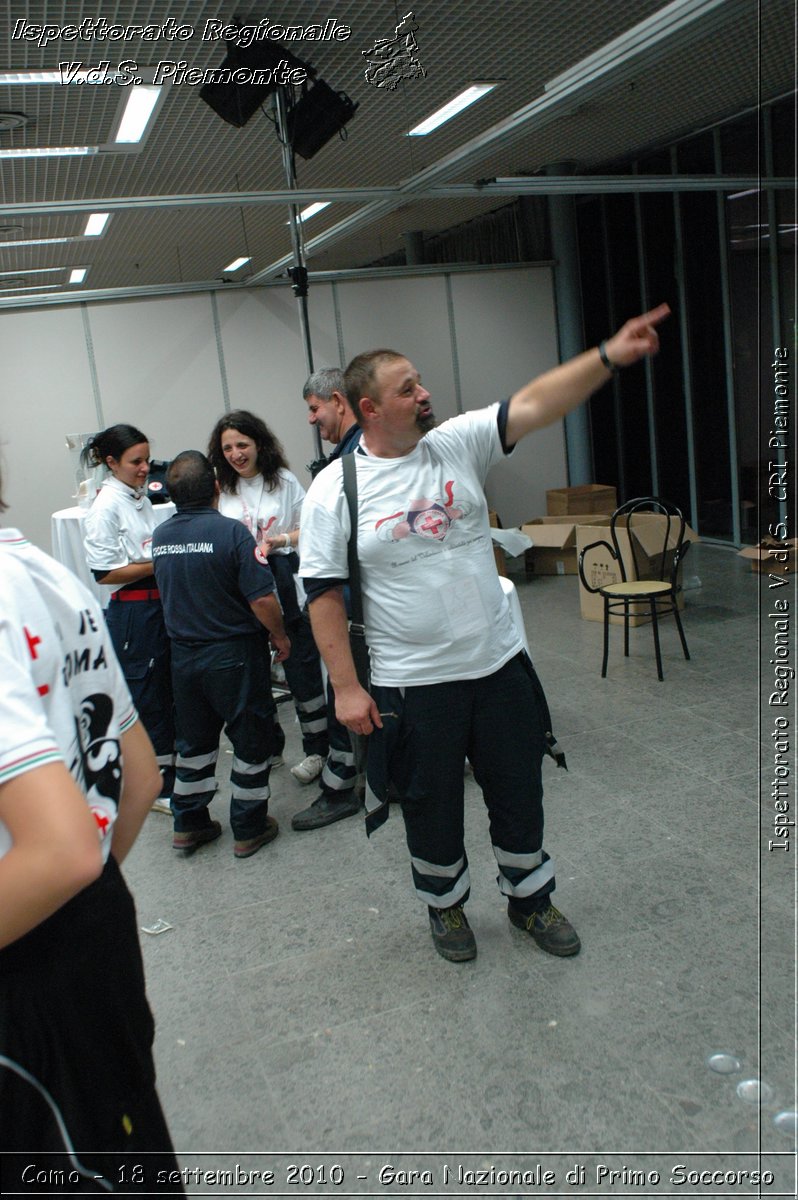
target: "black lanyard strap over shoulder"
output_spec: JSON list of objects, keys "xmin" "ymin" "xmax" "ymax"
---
[{"xmin": 342, "ymin": 452, "xmax": 370, "ymax": 689}]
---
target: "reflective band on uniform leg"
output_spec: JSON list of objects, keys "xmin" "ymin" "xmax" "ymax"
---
[
  {"xmin": 173, "ymin": 775, "xmax": 217, "ymax": 796},
  {"xmin": 300, "ymin": 715, "xmax": 328, "ymax": 735},
  {"xmin": 176, "ymin": 750, "xmax": 218, "ymax": 771},
  {"xmin": 414, "ymin": 872, "xmax": 471, "ymax": 909},
  {"xmin": 411, "ymin": 853, "xmax": 466, "ymax": 879},
  {"xmin": 295, "ymin": 694, "xmax": 326, "ymax": 714},
  {"xmin": 493, "ymin": 845, "xmax": 544, "ymax": 870},
  {"xmin": 496, "ymin": 857, "xmax": 555, "ymax": 899},
  {"xmin": 231, "ymin": 785, "xmax": 271, "ymax": 802},
  {"xmin": 231, "ymin": 757, "xmax": 269, "ymax": 776},
  {"xmin": 156, "ymin": 752, "xmax": 176, "ymax": 768}
]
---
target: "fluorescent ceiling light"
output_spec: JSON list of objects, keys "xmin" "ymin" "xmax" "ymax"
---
[
  {"xmin": 223, "ymin": 256, "xmax": 251, "ymax": 273},
  {"xmin": 69, "ymin": 268, "xmax": 88, "ymax": 285},
  {"xmin": 0, "ymin": 282, "xmax": 64, "ymax": 293},
  {"xmin": 408, "ymin": 84, "xmax": 496, "ymax": 136},
  {"xmin": 0, "ymin": 266, "xmax": 63, "ymax": 276},
  {"xmin": 728, "ymin": 189, "xmax": 760, "ymax": 200},
  {"xmin": 0, "ymin": 145, "xmax": 96, "ymax": 159},
  {"xmin": 84, "ymin": 212, "xmax": 110, "ymax": 236},
  {"xmin": 115, "ymin": 86, "xmax": 160, "ymax": 143},
  {"xmin": 0, "ymin": 236, "xmax": 76, "ymax": 248},
  {"xmin": 299, "ymin": 202, "xmax": 331, "ymax": 221},
  {"xmin": 0, "ymin": 71, "xmax": 71, "ymax": 84}
]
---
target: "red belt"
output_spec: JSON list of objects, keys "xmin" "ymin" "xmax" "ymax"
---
[{"xmin": 111, "ymin": 589, "xmax": 161, "ymax": 602}]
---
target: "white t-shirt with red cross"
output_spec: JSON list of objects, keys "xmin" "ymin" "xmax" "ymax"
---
[
  {"xmin": 299, "ymin": 403, "xmax": 522, "ymax": 687},
  {"xmin": 0, "ymin": 529, "xmax": 137, "ymax": 863}
]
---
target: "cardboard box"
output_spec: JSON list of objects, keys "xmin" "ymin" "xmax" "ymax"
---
[
  {"xmin": 487, "ymin": 509, "xmax": 507, "ymax": 577},
  {"xmin": 576, "ymin": 515, "xmax": 700, "ymax": 625},
  {"xmin": 546, "ymin": 484, "xmax": 618, "ymax": 517},
  {"xmin": 521, "ymin": 515, "xmax": 608, "ymax": 576},
  {"xmin": 738, "ymin": 537, "xmax": 798, "ymax": 575}
]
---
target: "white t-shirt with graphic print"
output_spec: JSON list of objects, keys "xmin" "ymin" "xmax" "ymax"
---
[
  {"xmin": 218, "ymin": 468, "xmax": 305, "ymax": 554},
  {"xmin": 299, "ymin": 404, "xmax": 522, "ymax": 687},
  {"xmin": 0, "ymin": 529, "xmax": 137, "ymax": 863}
]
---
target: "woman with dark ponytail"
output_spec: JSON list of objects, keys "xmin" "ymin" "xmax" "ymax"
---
[{"xmin": 81, "ymin": 425, "xmax": 175, "ymax": 813}]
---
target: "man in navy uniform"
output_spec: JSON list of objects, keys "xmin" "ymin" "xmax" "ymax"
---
[{"xmin": 152, "ymin": 451, "xmax": 289, "ymax": 859}]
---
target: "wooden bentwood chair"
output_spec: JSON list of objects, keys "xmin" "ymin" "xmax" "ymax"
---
[{"xmin": 577, "ymin": 497, "xmax": 691, "ymax": 682}]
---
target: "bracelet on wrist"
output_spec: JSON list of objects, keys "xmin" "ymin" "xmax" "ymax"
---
[{"xmin": 598, "ymin": 340, "xmax": 619, "ymax": 372}]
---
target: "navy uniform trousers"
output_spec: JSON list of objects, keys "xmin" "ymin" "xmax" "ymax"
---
[
  {"xmin": 170, "ymin": 631, "xmax": 280, "ymax": 841},
  {"xmin": 105, "ymin": 596, "xmax": 176, "ymax": 800}
]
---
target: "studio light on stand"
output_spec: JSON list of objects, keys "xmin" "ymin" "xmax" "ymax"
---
[{"xmin": 199, "ymin": 15, "xmax": 359, "ymax": 458}]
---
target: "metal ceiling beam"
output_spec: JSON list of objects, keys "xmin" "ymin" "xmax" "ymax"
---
[
  {"xmin": 0, "ymin": 177, "xmax": 786, "ymax": 224},
  {"xmin": 244, "ymin": 0, "xmax": 753, "ymax": 284}
]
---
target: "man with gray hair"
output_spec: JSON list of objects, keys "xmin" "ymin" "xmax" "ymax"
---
[
  {"xmin": 288, "ymin": 369, "xmax": 364, "ymax": 831},
  {"xmin": 304, "ymin": 366, "xmax": 362, "ymax": 479},
  {"xmin": 151, "ymin": 451, "xmax": 289, "ymax": 859}
]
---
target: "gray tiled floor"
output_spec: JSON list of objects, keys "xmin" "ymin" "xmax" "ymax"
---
[{"xmin": 125, "ymin": 543, "xmax": 796, "ymax": 1188}]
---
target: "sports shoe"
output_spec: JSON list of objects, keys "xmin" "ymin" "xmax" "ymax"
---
[
  {"xmin": 507, "ymin": 901, "xmax": 581, "ymax": 956},
  {"xmin": 151, "ymin": 799, "xmax": 172, "ymax": 815},
  {"xmin": 172, "ymin": 821, "xmax": 222, "ymax": 855},
  {"xmin": 290, "ymin": 753, "xmax": 325, "ymax": 784},
  {"xmin": 234, "ymin": 816, "xmax": 279, "ymax": 859},
  {"xmin": 428, "ymin": 905, "xmax": 477, "ymax": 962},
  {"xmin": 291, "ymin": 793, "xmax": 362, "ymax": 831}
]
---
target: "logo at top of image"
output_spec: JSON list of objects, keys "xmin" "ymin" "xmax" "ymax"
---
[{"xmin": 362, "ymin": 11, "xmax": 426, "ymax": 91}]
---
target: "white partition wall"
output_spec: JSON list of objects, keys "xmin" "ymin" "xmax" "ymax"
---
[
  {"xmin": 450, "ymin": 269, "xmax": 566, "ymax": 527},
  {"xmin": 90, "ymin": 294, "xmax": 225, "ymax": 463},
  {"xmin": 0, "ymin": 266, "xmax": 563, "ymax": 552},
  {"xmin": 0, "ymin": 305, "xmax": 102, "ymax": 547}
]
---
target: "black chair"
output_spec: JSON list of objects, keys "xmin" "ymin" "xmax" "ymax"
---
[{"xmin": 578, "ymin": 497, "xmax": 691, "ymax": 681}]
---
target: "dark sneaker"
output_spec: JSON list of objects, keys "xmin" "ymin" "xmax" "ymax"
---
[
  {"xmin": 172, "ymin": 821, "xmax": 222, "ymax": 855},
  {"xmin": 234, "ymin": 816, "xmax": 279, "ymax": 859},
  {"xmin": 508, "ymin": 902, "xmax": 581, "ymax": 956},
  {"xmin": 291, "ymin": 794, "xmax": 362, "ymax": 831},
  {"xmin": 428, "ymin": 905, "xmax": 477, "ymax": 962}
]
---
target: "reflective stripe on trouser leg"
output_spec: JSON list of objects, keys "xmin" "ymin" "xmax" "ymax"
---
[
  {"xmin": 172, "ymin": 748, "xmax": 219, "ymax": 828},
  {"xmin": 281, "ymin": 612, "xmax": 329, "ymax": 756},
  {"xmin": 493, "ymin": 845, "xmax": 555, "ymax": 901},
  {"xmin": 320, "ymin": 676, "xmax": 357, "ymax": 795},
  {"xmin": 410, "ymin": 853, "xmax": 471, "ymax": 909},
  {"xmin": 466, "ymin": 654, "xmax": 556, "ymax": 911},
  {"xmin": 156, "ymin": 751, "xmax": 176, "ymax": 798},
  {"xmin": 230, "ymin": 755, "xmax": 271, "ymax": 804}
]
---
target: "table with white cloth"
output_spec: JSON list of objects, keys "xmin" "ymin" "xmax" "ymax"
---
[{"xmin": 51, "ymin": 503, "xmax": 175, "ymax": 606}]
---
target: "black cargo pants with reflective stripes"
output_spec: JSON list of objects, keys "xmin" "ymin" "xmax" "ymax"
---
[{"xmin": 366, "ymin": 652, "xmax": 556, "ymax": 915}]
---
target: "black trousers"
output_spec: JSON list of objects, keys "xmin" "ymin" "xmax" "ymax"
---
[
  {"xmin": 105, "ymin": 598, "xmax": 175, "ymax": 799},
  {"xmin": 366, "ymin": 654, "xmax": 556, "ymax": 914},
  {"xmin": 171, "ymin": 633, "xmax": 280, "ymax": 839},
  {"xmin": 0, "ymin": 857, "xmax": 183, "ymax": 1194}
]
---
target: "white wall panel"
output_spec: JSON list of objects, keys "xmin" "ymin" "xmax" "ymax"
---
[
  {"xmin": 449, "ymin": 267, "xmax": 566, "ymax": 527},
  {"xmin": 0, "ymin": 306, "xmax": 99, "ymax": 552},
  {"xmin": 335, "ymin": 276, "xmax": 461, "ymax": 423},
  {"xmin": 89, "ymin": 294, "xmax": 223, "ymax": 465},
  {"xmin": 216, "ymin": 284, "xmax": 338, "ymax": 486},
  {"xmin": 1, "ymin": 270, "xmax": 565, "ymax": 558}
]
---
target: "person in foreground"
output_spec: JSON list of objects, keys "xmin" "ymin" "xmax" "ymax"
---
[
  {"xmin": 151, "ymin": 452, "xmax": 290, "ymax": 859},
  {"xmin": 299, "ymin": 305, "xmax": 670, "ymax": 962},
  {"xmin": 0, "ymin": 477, "xmax": 183, "ymax": 1191}
]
